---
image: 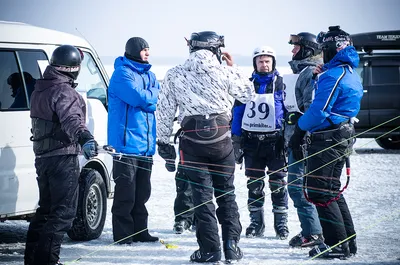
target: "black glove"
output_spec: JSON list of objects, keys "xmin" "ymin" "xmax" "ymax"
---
[
  {"xmin": 157, "ymin": 141, "xmax": 176, "ymax": 172},
  {"xmin": 78, "ymin": 130, "xmax": 98, "ymax": 160},
  {"xmin": 288, "ymin": 124, "xmax": 306, "ymax": 161},
  {"xmin": 82, "ymin": 139, "xmax": 99, "ymax": 160},
  {"xmin": 232, "ymin": 134, "xmax": 244, "ymax": 164}
]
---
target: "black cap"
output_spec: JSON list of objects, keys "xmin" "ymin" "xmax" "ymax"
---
[{"xmin": 125, "ymin": 37, "xmax": 149, "ymax": 61}]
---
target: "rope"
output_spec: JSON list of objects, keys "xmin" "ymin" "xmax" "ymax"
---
[{"xmin": 65, "ymin": 118, "xmax": 400, "ymax": 264}]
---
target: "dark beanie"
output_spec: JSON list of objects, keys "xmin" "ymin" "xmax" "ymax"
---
[{"xmin": 125, "ymin": 37, "xmax": 149, "ymax": 62}]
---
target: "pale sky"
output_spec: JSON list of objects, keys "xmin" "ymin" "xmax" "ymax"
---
[{"xmin": 1, "ymin": 0, "xmax": 399, "ymax": 58}]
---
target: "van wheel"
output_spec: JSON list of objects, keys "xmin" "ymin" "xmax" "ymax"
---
[
  {"xmin": 376, "ymin": 136, "xmax": 400, "ymax": 150},
  {"xmin": 68, "ymin": 169, "xmax": 107, "ymax": 241}
]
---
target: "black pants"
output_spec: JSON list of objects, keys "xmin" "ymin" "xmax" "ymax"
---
[
  {"xmin": 306, "ymin": 124, "xmax": 356, "ymax": 246},
  {"xmin": 174, "ymin": 167, "xmax": 194, "ymax": 225},
  {"xmin": 24, "ymin": 155, "xmax": 79, "ymax": 265},
  {"xmin": 111, "ymin": 156, "xmax": 153, "ymax": 244},
  {"xmin": 180, "ymin": 137, "xmax": 242, "ymax": 252},
  {"xmin": 243, "ymin": 136, "xmax": 288, "ymax": 211}
]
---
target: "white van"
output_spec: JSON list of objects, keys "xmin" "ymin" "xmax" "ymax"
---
[{"xmin": 0, "ymin": 21, "xmax": 114, "ymax": 241}]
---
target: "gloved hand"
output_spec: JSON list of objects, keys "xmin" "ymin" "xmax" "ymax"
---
[
  {"xmin": 157, "ymin": 141, "xmax": 176, "ymax": 172},
  {"xmin": 82, "ymin": 139, "xmax": 99, "ymax": 160},
  {"xmin": 232, "ymin": 134, "xmax": 244, "ymax": 164},
  {"xmin": 288, "ymin": 124, "xmax": 306, "ymax": 161}
]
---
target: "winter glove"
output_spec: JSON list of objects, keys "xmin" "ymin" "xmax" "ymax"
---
[
  {"xmin": 232, "ymin": 134, "xmax": 244, "ymax": 164},
  {"xmin": 288, "ymin": 124, "xmax": 306, "ymax": 161},
  {"xmin": 285, "ymin": 112, "xmax": 302, "ymax": 125},
  {"xmin": 157, "ymin": 141, "xmax": 176, "ymax": 172},
  {"xmin": 82, "ymin": 139, "xmax": 99, "ymax": 160},
  {"xmin": 78, "ymin": 130, "xmax": 98, "ymax": 160}
]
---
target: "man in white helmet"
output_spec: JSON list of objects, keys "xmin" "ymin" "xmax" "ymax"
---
[{"xmin": 231, "ymin": 46, "xmax": 289, "ymax": 240}]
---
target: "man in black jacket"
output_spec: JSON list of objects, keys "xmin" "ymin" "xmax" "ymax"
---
[{"xmin": 24, "ymin": 45, "xmax": 98, "ymax": 265}]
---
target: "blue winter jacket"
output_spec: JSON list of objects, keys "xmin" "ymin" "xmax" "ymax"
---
[
  {"xmin": 107, "ymin": 56, "xmax": 160, "ymax": 155},
  {"xmin": 298, "ymin": 46, "xmax": 363, "ymax": 132},
  {"xmin": 231, "ymin": 70, "xmax": 286, "ymax": 136}
]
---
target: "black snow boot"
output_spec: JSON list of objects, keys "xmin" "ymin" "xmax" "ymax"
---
[
  {"xmin": 309, "ymin": 242, "xmax": 350, "ymax": 259},
  {"xmin": 173, "ymin": 220, "xmax": 190, "ymax": 234},
  {"xmin": 349, "ymin": 237, "xmax": 357, "ymax": 255},
  {"xmin": 245, "ymin": 208, "xmax": 265, "ymax": 238},
  {"xmin": 223, "ymin": 240, "xmax": 243, "ymax": 263},
  {"xmin": 132, "ymin": 232, "xmax": 159, "ymax": 242},
  {"xmin": 190, "ymin": 249, "xmax": 222, "ymax": 263},
  {"xmin": 273, "ymin": 209, "xmax": 289, "ymax": 240}
]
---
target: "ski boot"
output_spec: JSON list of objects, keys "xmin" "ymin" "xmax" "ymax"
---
[
  {"xmin": 273, "ymin": 207, "xmax": 289, "ymax": 240},
  {"xmin": 223, "ymin": 240, "xmax": 243, "ymax": 263},
  {"xmin": 245, "ymin": 207, "xmax": 265, "ymax": 238},
  {"xmin": 309, "ymin": 242, "xmax": 350, "ymax": 259},
  {"xmin": 173, "ymin": 220, "xmax": 190, "ymax": 234},
  {"xmin": 349, "ymin": 237, "xmax": 357, "ymax": 255},
  {"xmin": 289, "ymin": 233, "xmax": 324, "ymax": 247},
  {"xmin": 190, "ymin": 249, "xmax": 221, "ymax": 263}
]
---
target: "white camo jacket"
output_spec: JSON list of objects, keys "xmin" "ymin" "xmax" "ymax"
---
[{"xmin": 156, "ymin": 50, "xmax": 255, "ymax": 144}]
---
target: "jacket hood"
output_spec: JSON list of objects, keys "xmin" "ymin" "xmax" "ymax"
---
[
  {"xmin": 34, "ymin": 66, "xmax": 75, "ymax": 92},
  {"xmin": 183, "ymin": 50, "xmax": 220, "ymax": 73},
  {"xmin": 289, "ymin": 54, "xmax": 323, "ymax": 74},
  {"xmin": 326, "ymin": 46, "xmax": 359, "ymax": 69},
  {"xmin": 114, "ymin": 56, "xmax": 152, "ymax": 74}
]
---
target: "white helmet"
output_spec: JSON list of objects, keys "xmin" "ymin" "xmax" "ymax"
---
[
  {"xmin": 252, "ymin": 46, "xmax": 276, "ymax": 60},
  {"xmin": 252, "ymin": 46, "xmax": 276, "ymax": 72}
]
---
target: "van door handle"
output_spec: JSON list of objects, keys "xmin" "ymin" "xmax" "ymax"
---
[{"xmin": 363, "ymin": 90, "xmax": 368, "ymax": 93}]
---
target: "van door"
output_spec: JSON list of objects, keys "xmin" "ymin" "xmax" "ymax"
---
[
  {"xmin": 75, "ymin": 50, "xmax": 113, "ymax": 191},
  {"xmin": 0, "ymin": 49, "xmax": 47, "ymax": 217},
  {"xmin": 367, "ymin": 59, "xmax": 400, "ymax": 129}
]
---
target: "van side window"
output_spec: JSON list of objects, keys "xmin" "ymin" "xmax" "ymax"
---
[
  {"xmin": 371, "ymin": 66, "xmax": 400, "ymax": 85},
  {"xmin": 76, "ymin": 52, "xmax": 107, "ymax": 108},
  {"xmin": 0, "ymin": 50, "xmax": 47, "ymax": 111},
  {"xmin": 18, "ymin": 51, "xmax": 47, "ymax": 107},
  {"xmin": 0, "ymin": 51, "xmax": 27, "ymax": 110}
]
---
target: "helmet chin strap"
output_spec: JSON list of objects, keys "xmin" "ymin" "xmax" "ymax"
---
[{"xmin": 215, "ymin": 48, "xmax": 222, "ymax": 64}]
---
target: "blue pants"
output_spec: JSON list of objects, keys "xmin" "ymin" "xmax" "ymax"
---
[{"xmin": 287, "ymin": 148, "xmax": 322, "ymax": 237}]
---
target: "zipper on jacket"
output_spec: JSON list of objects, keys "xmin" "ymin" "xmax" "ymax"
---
[
  {"xmin": 123, "ymin": 105, "xmax": 129, "ymax": 146},
  {"xmin": 146, "ymin": 112, "xmax": 150, "ymax": 154},
  {"xmin": 143, "ymin": 74, "xmax": 150, "ymax": 155}
]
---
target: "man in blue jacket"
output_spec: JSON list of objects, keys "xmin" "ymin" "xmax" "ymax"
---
[
  {"xmin": 231, "ymin": 46, "xmax": 289, "ymax": 240},
  {"xmin": 108, "ymin": 37, "xmax": 160, "ymax": 244},
  {"xmin": 289, "ymin": 26, "xmax": 363, "ymax": 259}
]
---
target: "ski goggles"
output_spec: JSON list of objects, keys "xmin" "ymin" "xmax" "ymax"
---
[
  {"xmin": 187, "ymin": 35, "xmax": 225, "ymax": 49},
  {"xmin": 288, "ymin": 34, "xmax": 301, "ymax": 45}
]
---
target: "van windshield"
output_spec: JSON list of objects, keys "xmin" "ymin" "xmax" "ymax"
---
[{"xmin": 76, "ymin": 52, "xmax": 108, "ymax": 108}]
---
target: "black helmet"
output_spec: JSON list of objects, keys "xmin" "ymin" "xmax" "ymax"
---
[
  {"xmin": 50, "ymin": 45, "xmax": 83, "ymax": 80},
  {"xmin": 125, "ymin": 37, "xmax": 149, "ymax": 62},
  {"xmin": 187, "ymin": 31, "xmax": 225, "ymax": 63},
  {"xmin": 289, "ymin": 32, "xmax": 321, "ymax": 61},
  {"xmin": 317, "ymin": 26, "xmax": 352, "ymax": 63}
]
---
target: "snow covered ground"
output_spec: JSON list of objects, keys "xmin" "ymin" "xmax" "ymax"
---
[{"xmin": 1, "ymin": 138, "xmax": 400, "ymax": 265}]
